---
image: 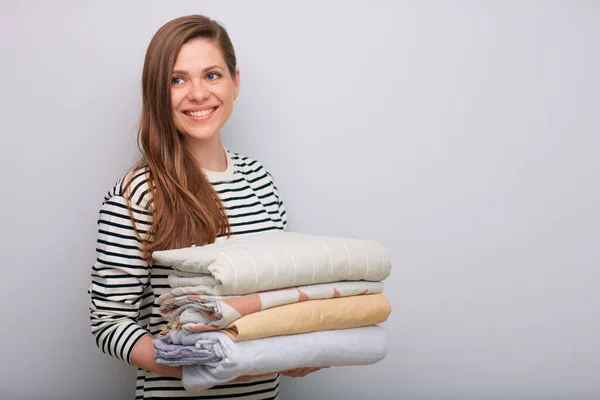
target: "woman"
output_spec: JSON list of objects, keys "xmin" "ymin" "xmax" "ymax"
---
[{"xmin": 89, "ymin": 15, "xmax": 318, "ymax": 399}]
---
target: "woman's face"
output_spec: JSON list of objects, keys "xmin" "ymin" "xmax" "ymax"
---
[{"xmin": 170, "ymin": 38, "xmax": 240, "ymax": 143}]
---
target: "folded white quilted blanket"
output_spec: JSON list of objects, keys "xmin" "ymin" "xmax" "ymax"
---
[{"xmin": 153, "ymin": 230, "xmax": 391, "ymax": 296}]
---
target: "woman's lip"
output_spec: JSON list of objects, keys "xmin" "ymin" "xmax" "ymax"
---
[
  {"xmin": 183, "ymin": 107, "xmax": 217, "ymax": 122},
  {"xmin": 184, "ymin": 106, "xmax": 218, "ymax": 113}
]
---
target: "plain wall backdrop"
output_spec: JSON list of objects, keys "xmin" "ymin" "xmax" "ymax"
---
[{"xmin": 1, "ymin": 1, "xmax": 599, "ymax": 399}]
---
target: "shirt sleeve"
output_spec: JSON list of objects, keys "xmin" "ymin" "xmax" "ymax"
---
[
  {"xmin": 267, "ymin": 172, "xmax": 287, "ymax": 230},
  {"xmin": 277, "ymin": 189, "xmax": 287, "ymax": 230},
  {"xmin": 88, "ymin": 195, "xmax": 152, "ymax": 364}
]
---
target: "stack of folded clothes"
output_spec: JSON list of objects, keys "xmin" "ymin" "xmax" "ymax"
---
[{"xmin": 152, "ymin": 230, "xmax": 392, "ymax": 392}]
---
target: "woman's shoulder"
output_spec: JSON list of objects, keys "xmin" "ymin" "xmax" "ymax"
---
[
  {"xmin": 103, "ymin": 167, "xmax": 153, "ymax": 211},
  {"xmin": 227, "ymin": 149, "xmax": 275, "ymax": 181}
]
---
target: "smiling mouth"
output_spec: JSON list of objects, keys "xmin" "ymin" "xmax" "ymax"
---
[{"xmin": 184, "ymin": 107, "xmax": 217, "ymax": 117}]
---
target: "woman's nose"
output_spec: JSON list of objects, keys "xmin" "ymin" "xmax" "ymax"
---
[{"xmin": 187, "ymin": 80, "xmax": 209, "ymax": 102}]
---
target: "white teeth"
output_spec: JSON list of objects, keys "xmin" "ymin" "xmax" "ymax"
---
[{"xmin": 186, "ymin": 108, "xmax": 215, "ymax": 117}]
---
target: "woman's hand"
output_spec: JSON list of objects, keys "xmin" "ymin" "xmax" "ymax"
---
[
  {"xmin": 280, "ymin": 367, "xmax": 327, "ymax": 377},
  {"xmin": 232, "ymin": 372, "xmax": 274, "ymax": 382},
  {"xmin": 233, "ymin": 367, "xmax": 328, "ymax": 382},
  {"xmin": 130, "ymin": 335, "xmax": 183, "ymax": 379}
]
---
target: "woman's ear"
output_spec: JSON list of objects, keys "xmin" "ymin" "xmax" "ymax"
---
[{"xmin": 233, "ymin": 68, "xmax": 240, "ymax": 100}]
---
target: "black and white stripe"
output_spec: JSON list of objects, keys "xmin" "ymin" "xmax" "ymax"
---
[{"xmin": 89, "ymin": 150, "xmax": 287, "ymax": 399}]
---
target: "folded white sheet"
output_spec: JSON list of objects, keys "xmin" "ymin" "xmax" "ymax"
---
[
  {"xmin": 168, "ymin": 325, "xmax": 388, "ymax": 392},
  {"xmin": 153, "ymin": 230, "xmax": 391, "ymax": 296}
]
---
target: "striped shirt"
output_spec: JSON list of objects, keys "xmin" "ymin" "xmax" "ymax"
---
[{"xmin": 89, "ymin": 149, "xmax": 287, "ymax": 399}]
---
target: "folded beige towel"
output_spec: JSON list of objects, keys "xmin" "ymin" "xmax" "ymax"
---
[{"xmin": 221, "ymin": 293, "xmax": 391, "ymax": 341}]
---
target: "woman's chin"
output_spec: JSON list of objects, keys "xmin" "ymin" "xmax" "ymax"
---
[{"xmin": 180, "ymin": 129, "xmax": 220, "ymax": 142}]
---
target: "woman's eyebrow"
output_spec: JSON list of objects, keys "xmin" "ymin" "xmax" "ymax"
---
[{"xmin": 172, "ymin": 65, "xmax": 225, "ymax": 75}]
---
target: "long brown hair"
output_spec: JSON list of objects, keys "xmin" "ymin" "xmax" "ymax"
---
[{"xmin": 125, "ymin": 15, "xmax": 236, "ymax": 262}]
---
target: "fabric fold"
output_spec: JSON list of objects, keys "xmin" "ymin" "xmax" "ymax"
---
[
  {"xmin": 153, "ymin": 336, "xmax": 223, "ymax": 366},
  {"xmin": 159, "ymin": 280, "xmax": 384, "ymax": 331},
  {"xmin": 221, "ymin": 293, "xmax": 391, "ymax": 340},
  {"xmin": 153, "ymin": 230, "xmax": 391, "ymax": 297},
  {"xmin": 155, "ymin": 325, "xmax": 388, "ymax": 392}
]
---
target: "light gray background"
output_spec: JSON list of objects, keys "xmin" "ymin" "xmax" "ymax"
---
[{"xmin": 0, "ymin": 1, "xmax": 598, "ymax": 399}]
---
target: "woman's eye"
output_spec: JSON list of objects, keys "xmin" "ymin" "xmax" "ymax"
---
[
  {"xmin": 206, "ymin": 72, "xmax": 221, "ymax": 81},
  {"xmin": 171, "ymin": 77, "xmax": 184, "ymax": 85}
]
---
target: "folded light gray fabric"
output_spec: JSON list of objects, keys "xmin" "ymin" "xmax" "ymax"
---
[
  {"xmin": 155, "ymin": 325, "xmax": 388, "ymax": 392},
  {"xmin": 153, "ymin": 336, "xmax": 223, "ymax": 366},
  {"xmin": 153, "ymin": 230, "xmax": 392, "ymax": 297}
]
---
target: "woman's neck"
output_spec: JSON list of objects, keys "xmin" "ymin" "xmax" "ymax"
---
[{"xmin": 185, "ymin": 135, "xmax": 227, "ymax": 172}]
